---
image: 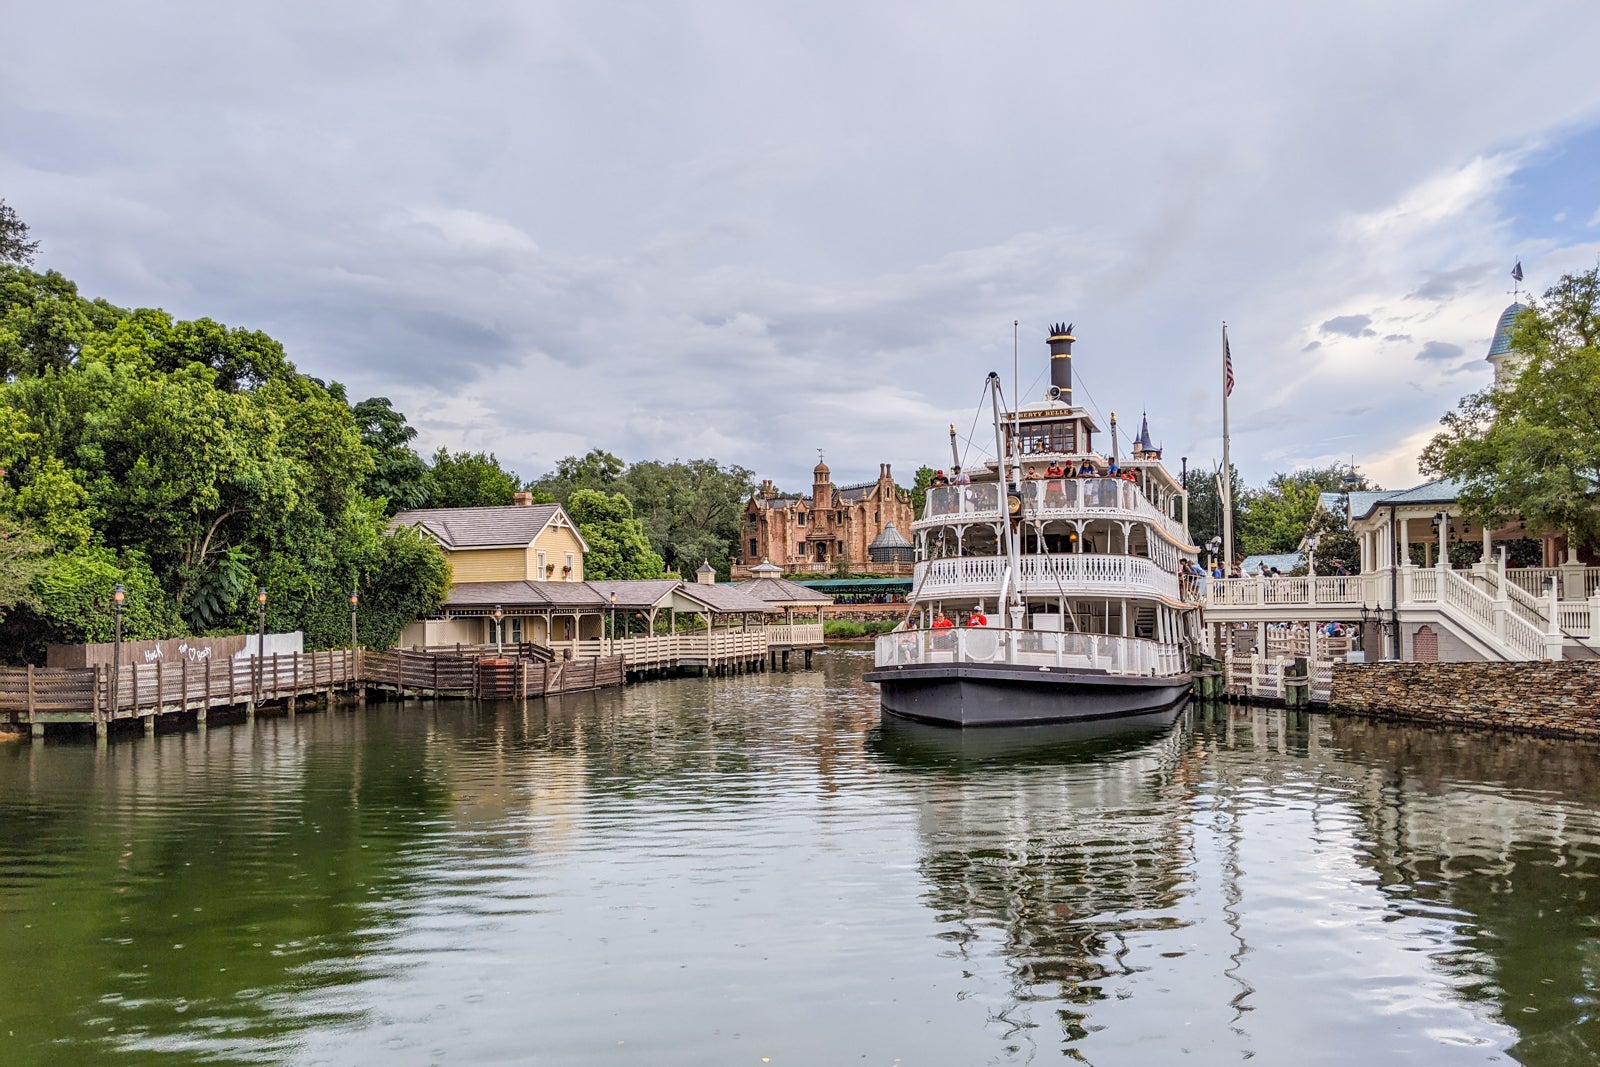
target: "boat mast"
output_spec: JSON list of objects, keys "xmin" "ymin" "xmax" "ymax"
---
[{"xmin": 988, "ymin": 373, "xmax": 1024, "ymax": 645}]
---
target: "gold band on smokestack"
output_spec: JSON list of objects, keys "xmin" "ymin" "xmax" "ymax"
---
[{"xmin": 1047, "ymin": 322, "xmax": 1075, "ymax": 404}]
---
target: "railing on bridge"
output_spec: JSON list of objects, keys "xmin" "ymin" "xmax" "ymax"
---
[{"xmin": 874, "ymin": 627, "xmax": 1185, "ymax": 677}]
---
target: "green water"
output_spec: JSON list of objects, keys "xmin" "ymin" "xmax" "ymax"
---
[{"xmin": 1, "ymin": 650, "xmax": 1597, "ymax": 1065}]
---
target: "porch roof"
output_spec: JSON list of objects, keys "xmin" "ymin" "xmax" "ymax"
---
[
  {"xmin": 733, "ymin": 576, "xmax": 835, "ymax": 606},
  {"xmin": 675, "ymin": 583, "xmax": 774, "ymax": 614},
  {"xmin": 442, "ymin": 580, "xmax": 608, "ymax": 611},
  {"xmin": 586, "ymin": 579, "xmax": 684, "ymax": 611},
  {"xmin": 1348, "ymin": 478, "xmax": 1462, "ymax": 521}
]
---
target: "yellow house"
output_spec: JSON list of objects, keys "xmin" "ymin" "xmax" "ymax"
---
[
  {"xmin": 393, "ymin": 497, "xmax": 590, "ymax": 584},
  {"xmin": 391, "ymin": 496, "xmax": 598, "ymax": 648}
]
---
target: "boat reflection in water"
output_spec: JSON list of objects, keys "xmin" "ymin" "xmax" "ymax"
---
[{"xmin": 868, "ymin": 702, "xmax": 1197, "ymax": 1057}]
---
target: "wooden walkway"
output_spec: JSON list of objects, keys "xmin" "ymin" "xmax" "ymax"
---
[{"xmin": 0, "ymin": 646, "xmax": 626, "ymax": 740}]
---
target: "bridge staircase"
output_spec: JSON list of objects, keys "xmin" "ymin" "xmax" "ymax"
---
[{"xmin": 1203, "ymin": 564, "xmax": 1600, "ymax": 662}]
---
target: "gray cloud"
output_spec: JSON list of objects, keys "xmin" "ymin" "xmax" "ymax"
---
[
  {"xmin": 3, "ymin": 3, "xmax": 1600, "ymax": 492},
  {"xmin": 1320, "ymin": 314, "xmax": 1377, "ymax": 338},
  {"xmin": 1408, "ymin": 263, "xmax": 1494, "ymax": 301},
  {"xmin": 1417, "ymin": 341, "xmax": 1465, "ymax": 361}
]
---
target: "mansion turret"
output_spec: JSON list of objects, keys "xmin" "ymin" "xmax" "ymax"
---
[{"xmin": 736, "ymin": 460, "xmax": 915, "ymax": 577}]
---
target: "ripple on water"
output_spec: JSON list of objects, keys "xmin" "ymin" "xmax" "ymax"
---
[{"xmin": 3, "ymin": 666, "xmax": 1598, "ymax": 1064}]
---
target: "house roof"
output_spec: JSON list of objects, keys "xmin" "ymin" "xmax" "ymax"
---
[
  {"xmin": 676, "ymin": 583, "xmax": 774, "ymax": 614},
  {"xmin": 391, "ymin": 503, "xmax": 573, "ymax": 550},
  {"xmin": 585, "ymin": 579, "xmax": 683, "ymax": 611},
  {"xmin": 1241, "ymin": 551, "xmax": 1304, "ymax": 574},
  {"xmin": 733, "ymin": 577, "xmax": 835, "ymax": 606},
  {"xmin": 442, "ymin": 580, "xmax": 607, "ymax": 611},
  {"xmin": 1348, "ymin": 478, "xmax": 1463, "ymax": 520}
]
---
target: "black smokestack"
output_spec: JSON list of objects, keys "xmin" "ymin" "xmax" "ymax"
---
[{"xmin": 1047, "ymin": 322, "xmax": 1074, "ymax": 404}]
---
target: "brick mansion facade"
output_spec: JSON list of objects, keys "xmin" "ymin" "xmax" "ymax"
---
[{"xmin": 735, "ymin": 460, "xmax": 916, "ymax": 577}]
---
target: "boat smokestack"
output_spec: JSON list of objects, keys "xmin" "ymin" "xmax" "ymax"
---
[{"xmin": 1047, "ymin": 322, "xmax": 1074, "ymax": 405}]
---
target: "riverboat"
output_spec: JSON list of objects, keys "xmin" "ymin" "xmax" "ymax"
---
[{"xmin": 863, "ymin": 323, "xmax": 1200, "ymax": 726}]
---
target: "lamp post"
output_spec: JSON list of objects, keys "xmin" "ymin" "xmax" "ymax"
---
[
  {"xmin": 1305, "ymin": 533, "xmax": 1319, "ymax": 578},
  {"xmin": 610, "ymin": 591, "xmax": 618, "ymax": 657},
  {"xmin": 349, "ymin": 587, "xmax": 359, "ymax": 654},
  {"xmin": 256, "ymin": 586, "xmax": 267, "ymax": 702},
  {"xmin": 111, "ymin": 583, "xmax": 125, "ymax": 716},
  {"xmin": 492, "ymin": 605, "xmax": 504, "ymax": 658}
]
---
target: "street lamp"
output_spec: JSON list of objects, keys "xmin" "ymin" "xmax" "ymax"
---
[
  {"xmin": 111, "ymin": 583, "xmax": 125, "ymax": 716},
  {"xmin": 492, "ymin": 604, "xmax": 505, "ymax": 658},
  {"xmin": 1207, "ymin": 535, "xmax": 1223, "ymax": 572},
  {"xmin": 1305, "ymin": 533, "xmax": 1319, "ymax": 577},
  {"xmin": 610, "ymin": 591, "xmax": 618, "ymax": 656},
  {"xmin": 349, "ymin": 586, "xmax": 359, "ymax": 655},
  {"xmin": 256, "ymin": 587, "xmax": 267, "ymax": 703}
]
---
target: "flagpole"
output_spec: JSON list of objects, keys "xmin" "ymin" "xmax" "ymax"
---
[{"xmin": 1221, "ymin": 322, "xmax": 1233, "ymax": 572}]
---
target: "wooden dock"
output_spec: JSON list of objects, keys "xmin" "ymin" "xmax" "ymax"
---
[{"xmin": 0, "ymin": 646, "xmax": 627, "ymax": 741}]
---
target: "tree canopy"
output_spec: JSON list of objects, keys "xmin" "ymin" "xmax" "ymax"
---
[
  {"xmin": 566, "ymin": 489, "xmax": 666, "ymax": 580},
  {"xmin": 0, "ymin": 208, "xmax": 452, "ymax": 662},
  {"xmin": 1422, "ymin": 268, "xmax": 1600, "ymax": 545}
]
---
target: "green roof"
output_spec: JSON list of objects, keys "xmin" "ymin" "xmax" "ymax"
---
[{"xmin": 794, "ymin": 578, "xmax": 912, "ymax": 589}]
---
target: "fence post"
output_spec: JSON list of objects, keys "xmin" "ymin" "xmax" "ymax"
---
[
  {"xmin": 200, "ymin": 656, "xmax": 210, "ymax": 725},
  {"xmin": 289, "ymin": 653, "xmax": 299, "ymax": 715},
  {"xmin": 26, "ymin": 664, "xmax": 37, "ymax": 737},
  {"xmin": 149, "ymin": 662, "xmax": 161, "ymax": 734}
]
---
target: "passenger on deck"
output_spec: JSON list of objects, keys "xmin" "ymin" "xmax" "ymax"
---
[
  {"xmin": 1045, "ymin": 461, "xmax": 1065, "ymax": 478},
  {"xmin": 965, "ymin": 606, "xmax": 988, "ymax": 627},
  {"xmin": 931, "ymin": 611, "xmax": 954, "ymax": 629}
]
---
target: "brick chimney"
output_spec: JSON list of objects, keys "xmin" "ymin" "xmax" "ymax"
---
[{"xmin": 513, "ymin": 491, "xmax": 533, "ymax": 506}]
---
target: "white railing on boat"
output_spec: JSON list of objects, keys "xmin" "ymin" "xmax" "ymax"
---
[
  {"xmin": 917, "ymin": 479, "xmax": 1192, "ymax": 547},
  {"xmin": 914, "ymin": 553, "xmax": 1182, "ymax": 602},
  {"xmin": 874, "ymin": 627, "xmax": 1186, "ymax": 677}
]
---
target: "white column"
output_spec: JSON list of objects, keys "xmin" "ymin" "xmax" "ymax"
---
[
  {"xmin": 1437, "ymin": 513, "xmax": 1449, "ymax": 570},
  {"xmin": 1398, "ymin": 518, "xmax": 1411, "ymax": 567}
]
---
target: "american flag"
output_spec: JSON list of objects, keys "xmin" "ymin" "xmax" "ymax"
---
[{"xmin": 1224, "ymin": 328, "xmax": 1235, "ymax": 397}]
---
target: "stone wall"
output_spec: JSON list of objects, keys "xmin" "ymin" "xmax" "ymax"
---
[{"xmin": 1329, "ymin": 661, "xmax": 1600, "ymax": 739}]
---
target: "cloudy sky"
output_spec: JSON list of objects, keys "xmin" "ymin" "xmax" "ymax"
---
[{"xmin": 5, "ymin": 2, "xmax": 1600, "ymax": 493}]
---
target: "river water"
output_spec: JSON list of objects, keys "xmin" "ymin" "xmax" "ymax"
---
[{"xmin": 1, "ymin": 649, "xmax": 1596, "ymax": 1066}]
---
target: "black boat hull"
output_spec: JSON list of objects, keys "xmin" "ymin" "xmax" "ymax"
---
[{"xmin": 863, "ymin": 661, "xmax": 1192, "ymax": 727}]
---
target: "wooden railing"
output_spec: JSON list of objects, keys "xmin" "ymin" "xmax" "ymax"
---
[{"xmin": 0, "ymin": 650, "xmax": 360, "ymax": 721}]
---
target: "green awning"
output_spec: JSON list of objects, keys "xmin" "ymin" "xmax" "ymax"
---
[{"xmin": 794, "ymin": 578, "xmax": 912, "ymax": 589}]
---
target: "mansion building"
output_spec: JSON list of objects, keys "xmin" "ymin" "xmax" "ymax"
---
[{"xmin": 736, "ymin": 459, "xmax": 915, "ymax": 577}]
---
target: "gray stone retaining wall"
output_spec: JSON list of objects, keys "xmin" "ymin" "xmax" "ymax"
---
[{"xmin": 1329, "ymin": 661, "xmax": 1600, "ymax": 739}]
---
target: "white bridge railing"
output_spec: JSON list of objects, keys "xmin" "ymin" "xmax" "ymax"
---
[
  {"xmin": 874, "ymin": 627, "xmax": 1186, "ymax": 677},
  {"xmin": 914, "ymin": 554, "xmax": 1182, "ymax": 602}
]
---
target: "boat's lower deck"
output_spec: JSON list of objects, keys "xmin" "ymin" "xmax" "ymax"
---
[{"xmin": 864, "ymin": 661, "xmax": 1191, "ymax": 727}]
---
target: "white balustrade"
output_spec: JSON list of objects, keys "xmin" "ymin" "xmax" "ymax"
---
[
  {"xmin": 916, "ymin": 478, "xmax": 1194, "ymax": 548},
  {"xmin": 913, "ymin": 554, "xmax": 1180, "ymax": 601},
  {"xmin": 874, "ymin": 627, "xmax": 1185, "ymax": 678}
]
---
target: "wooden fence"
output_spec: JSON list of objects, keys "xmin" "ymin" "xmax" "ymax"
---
[{"xmin": 0, "ymin": 645, "xmax": 631, "ymax": 737}]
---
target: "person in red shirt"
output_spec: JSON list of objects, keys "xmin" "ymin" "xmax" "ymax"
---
[
  {"xmin": 965, "ymin": 608, "xmax": 988, "ymax": 627},
  {"xmin": 931, "ymin": 611, "xmax": 954, "ymax": 629}
]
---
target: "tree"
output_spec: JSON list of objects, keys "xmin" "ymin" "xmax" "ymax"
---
[
  {"xmin": 1236, "ymin": 465, "xmax": 1362, "ymax": 557},
  {"xmin": 1422, "ymin": 269, "xmax": 1600, "ymax": 545},
  {"xmin": 908, "ymin": 465, "xmax": 936, "ymax": 518},
  {"xmin": 0, "ymin": 199, "xmax": 39, "ymax": 266},
  {"xmin": 533, "ymin": 448, "xmax": 625, "ymax": 505},
  {"xmin": 423, "ymin": 447, "xmax": 523, "ymax": 508},
  {"xmin": 566, "ymin": 488, "xmax": 665, "ymax": 580},
  {"xmin": 351, "ymin": 397, "xmax": 429, "ymax": 513},
  {"xmin": 615, "ymin": 457, "xmax": 754, "ymax": 575},
  {"xmin": 1181, "ymin": 464, "xmax": 1244, "ymax": 557}
]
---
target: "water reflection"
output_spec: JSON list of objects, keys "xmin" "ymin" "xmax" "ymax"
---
[{"xmin": 0, "ymin": 658, "xmax": 1596, "ymax": 1064}]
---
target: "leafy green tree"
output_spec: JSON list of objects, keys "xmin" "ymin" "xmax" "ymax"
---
[
  {"xmin": 615, "ymin": 457, "xmax": 754, "ymax": 575},
  {"xmin": 26, "ymin": 547, "xmax": 186, "ymax": 647},
  {"xmin": 0, "ymin": 266, "xmax": 124, "ymax": 379},
  {"xmin": 533, "ymin": 448, "xmax": 625, "ymax": 505},
  {"xmin": 1236, "ymin": 465, "xmax": 1360, "ymax": 557},
  {"xmin": 0, "ymin": 199, "xmax": 39, "ymax": 266},
  {"xmin": 1181, "ymin": 463, "xmax": 1244, "ymax": 556},
  {"xmin": 908, "ymin": 465, "xmax": 936, "ymax": 518},
  {"xmin": 351, "ymin": 397, "xmax": 429, "ymax": 513},
  {"xmin": 566, "ymin": 488, "xmax": 665, "ymax": 580},
  {"xmin": 0, "ymin": 511, "xmax": 48, "ymax": 627},
  {"xmin": 1422, "ymin": 269, "xmax": 1600, "ymax": 546},
  {"xmin": 423, "ymin": 447, "xmax": 523, "ymax": 508}
]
